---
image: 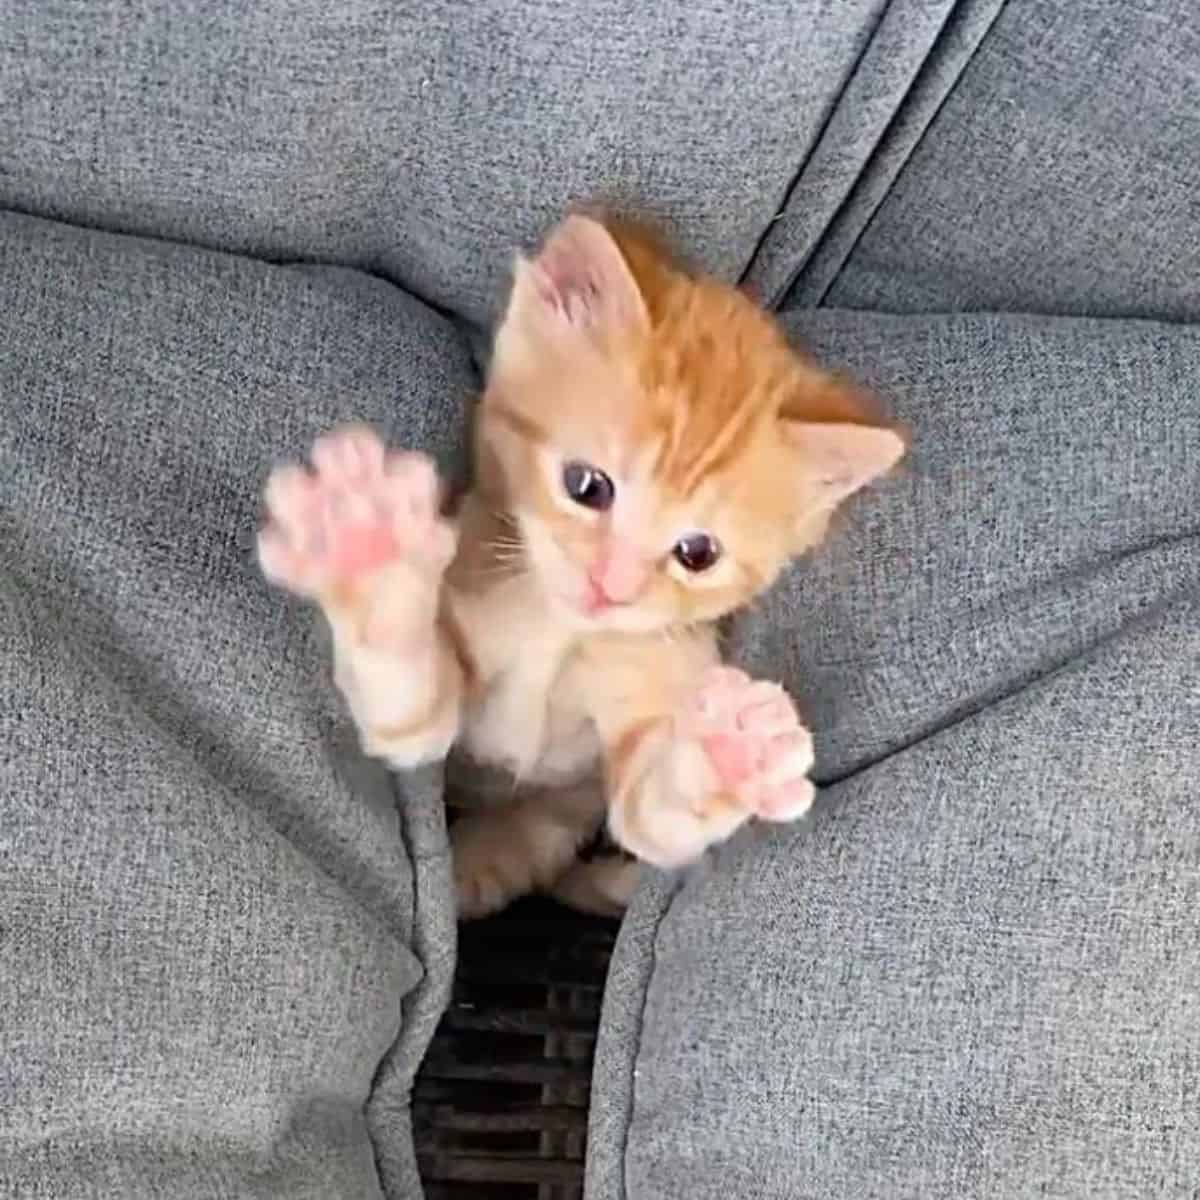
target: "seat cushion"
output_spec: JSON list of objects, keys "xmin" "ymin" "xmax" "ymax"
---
[
  {"xmin": 0, "ymin": 212, "xmax": 474, "ymax": 1198},
  {"xmin": 1, "ymin": 0, "xmax": 974, "ymax": 325},
  {"xmin": 587, "ymin": 310, "xmax": 1200, "ymax": 1198}
]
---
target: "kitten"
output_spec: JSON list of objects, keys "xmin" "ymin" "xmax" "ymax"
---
[{"xmin": 257, "ymin": 215, "xmax": 905, "ymax": 919}]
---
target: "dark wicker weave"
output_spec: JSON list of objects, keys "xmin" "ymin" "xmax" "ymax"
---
[{"xmin": 414, "ymin": 898, "xmax": 619, "ymax": 1198}]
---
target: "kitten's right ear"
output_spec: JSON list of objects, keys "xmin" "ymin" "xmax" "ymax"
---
[{"xmin": 504, "ymin": 216, "xmax": 649, "ymax": 344}]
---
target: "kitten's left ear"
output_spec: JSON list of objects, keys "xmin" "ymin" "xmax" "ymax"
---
[{"xmin": 782, "ymin": 420, "xmax": 907, "ymax": 508}]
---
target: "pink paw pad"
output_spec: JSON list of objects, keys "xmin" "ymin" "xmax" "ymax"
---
[
  {"xmin": 683, "ymin": 666, "xmax": 816, "ymax": 823},
  {"xmin": 257, "ymin": 425, "xmax": 455, "ymax": 597}
]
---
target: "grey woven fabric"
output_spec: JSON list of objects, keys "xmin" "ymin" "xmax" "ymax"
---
[
  {"xmin": 743, "ymin": 0, "xmax": 1007, "ymax": 309},
  {"xmin": 0, "ymin": 212, "xmax": 473, "ymax": 1198},
  {"xmin": 4, "ymin": 2, "xmax": 1200, "ymax": 1197},
  {"xmin": 820, "ymin": 0, "xmax": 1200, "ymax": 320},
  {"xmin": 0, "ymin": 0, "xmax": 946, "ymax": 327},
  {"xmin": 588, "ymin": 310, "xmax": 1200, "ymax": 1198}
]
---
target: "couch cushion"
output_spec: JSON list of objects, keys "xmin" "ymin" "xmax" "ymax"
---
[
  {"xmin": 1, "ymin": 0, "xmax": 970, "ymax": 326},
  {"xmin": 0, "ymin": 212, "xmax": 473, "ymax": 1198},
  {"xmin": 815, "ymin": 0, "xmax": 1200, "ymax": 320},
  {"xmin": 587, "ymin": 310, "xmax": 1200, "ymax": 1198}
]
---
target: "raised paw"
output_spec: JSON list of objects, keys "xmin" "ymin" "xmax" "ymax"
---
[
  {"xmin": 677, "ymin": 666, "xmax": 815, "ymax": 823},
  {"xmin": 257, "ymin": 425, "xmax": 456, "ymax": 600}
]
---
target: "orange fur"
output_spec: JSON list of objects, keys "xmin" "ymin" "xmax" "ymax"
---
[
  {"xmin": 260, "ymin": 213, "xmax": 906, "ymax": 919},
  {"xmin": 481, "ymin": 214, "xmax": 905, "ymax": 632}
]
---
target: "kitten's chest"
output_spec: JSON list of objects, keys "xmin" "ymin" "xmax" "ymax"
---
[{"xmin": 459, "ymin": 636, "xmax": 598, "ymax": 785}]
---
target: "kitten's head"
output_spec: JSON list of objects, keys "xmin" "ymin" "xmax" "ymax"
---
[{"xmin": 477, "ymin": 215, "xmax": 905, "ymax": 634}]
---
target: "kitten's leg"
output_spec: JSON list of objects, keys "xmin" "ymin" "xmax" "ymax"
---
[
  {"xmin": 607, "ymin": 666, "xmax": 815, "ymax": 869},
  {"xmin": 258, "ymin": 426, "xmax": 463, "ymax": 767},
  {"xmin": 452, "ymin": 791, "xmax": 600, "ymax": 920},
  {"xmin": 549, "ymin": 856, "xmax": 642, "ymax": 918}
]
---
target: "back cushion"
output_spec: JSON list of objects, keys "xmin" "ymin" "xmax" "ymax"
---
[
  {"xmin": 823, "ymin": 0, "xmax": 1200, "ymax": 321},
  {"xmin": 1, "ymin": 0, "xmax": 888, "ymax": 324}
]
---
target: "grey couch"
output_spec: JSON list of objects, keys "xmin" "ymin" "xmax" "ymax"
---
[{"xmin": 2, "ymin": 1, "xmax": 1197, "ymax": 1197}]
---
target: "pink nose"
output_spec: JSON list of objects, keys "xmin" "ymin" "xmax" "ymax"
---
[
  {"xmin": 585, "ymin": 569, "xmax": 618, "ymax": 608},
  {"xmin": 587, "ymin": 549, "xmax": 645, "ymax": 606},
  {"xmin": 583, "ymin": 574, "xmax": 613, "ymax": 611}
]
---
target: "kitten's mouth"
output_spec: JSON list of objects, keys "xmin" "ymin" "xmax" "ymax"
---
[
  {"xmin": 579, "ymin": 579, "xmax": 612, "ymax": 616},
  {"xmin": 547, "ymin": 577, "xmax": 615, "ymax": 626},
  {"xmin": 539, "ymin": 574, "xmax": 603, "ymax": 623}
]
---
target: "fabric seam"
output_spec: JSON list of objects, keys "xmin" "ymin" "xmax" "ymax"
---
[
  {"xmin": 813, "ymin": 0, "xmax": 1011, "ymax": 307},
  {"xmin": 737, "ymin": 0, "xmax": 894, "ymax": 292}
]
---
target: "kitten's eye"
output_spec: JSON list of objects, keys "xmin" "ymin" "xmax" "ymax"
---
[
  {"xmin": 672, "ymin": 532, "xmax": 721, "ymax": 573},
  {"xmin": 562, "ymin": 461, "xmax": 615, "ymax": 511}
]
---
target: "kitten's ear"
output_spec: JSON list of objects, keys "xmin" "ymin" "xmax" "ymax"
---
[
  {"xmin": 505, "ymin": 216, "xmax": 649, "ymax": 341},
  {"xmin": 783, "ymin": 420, "xmax": 907, "ymax": 509}
]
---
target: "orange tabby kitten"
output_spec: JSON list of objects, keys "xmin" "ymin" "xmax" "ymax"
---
[{"xmin": 258, "ymin": 215, "xmax": 904, "ymax": 919}]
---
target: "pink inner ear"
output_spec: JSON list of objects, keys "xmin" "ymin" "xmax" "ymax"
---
[
  {"xmin": 534, "ymin": 252, "xmax": 602, "ymax": 326},
  {"xmin": 525, "ymin": 216, "xmax": 648, "ymax": 333}
]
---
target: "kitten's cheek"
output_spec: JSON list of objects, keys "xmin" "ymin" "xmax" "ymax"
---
[{"xmin": 522, "ymin": 530, "xmax": 576, "ymax": 604}]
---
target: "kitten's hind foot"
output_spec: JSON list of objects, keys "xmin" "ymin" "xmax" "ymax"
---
[
  {"xmin": 452, "ymin": 809, "xmax": 587, "ymax": 921},
  {"xmin": 550, "ymin": 856, "xmax": 641, "ymax": 918}
]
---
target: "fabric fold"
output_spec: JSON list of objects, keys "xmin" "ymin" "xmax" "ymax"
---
[{"xmin": 743, "ymin": 0, "xmax": 1007, "ymax": 309}]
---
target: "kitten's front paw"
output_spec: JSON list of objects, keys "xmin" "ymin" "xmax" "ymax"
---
[
  {"xmin": 678, "ymin": 666, "xmax": 815, "ymax": 823},
  {"xmin": 258, "ymin": 426, "xmax": 455, "ymax": 597}
]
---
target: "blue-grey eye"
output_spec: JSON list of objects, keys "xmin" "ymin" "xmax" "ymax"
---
[
  {"xmin": 673, "ymin": 532, "xmax": 721, "ymax": 572},
  {"xmin": 562, "ymin": 461, "xmax": 615, "ymax": 511}
]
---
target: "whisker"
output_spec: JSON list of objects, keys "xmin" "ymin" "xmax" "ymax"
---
[{"xmin": 464, "ymin": 563, "xmax": 528, "ymax": 580}]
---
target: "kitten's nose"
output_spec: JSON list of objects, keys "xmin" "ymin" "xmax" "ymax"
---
[
  {"xmin": 584, "ymin": 569, "xmax": 619, "ymax": 608},
  {"xmin": 588, "ymin": 545, "xmax": 646, "ymax": 606},
  {"xmin": 582, "ymin": 574, "xmax": 614, "ymax": 612}
]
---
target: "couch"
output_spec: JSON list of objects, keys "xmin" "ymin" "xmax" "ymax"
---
[{"xmin": 3, "ymin": 1, "xmax": 1197, "ymax": 1196}]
